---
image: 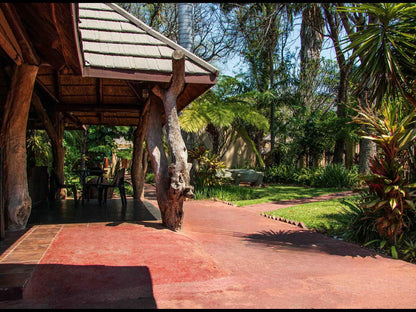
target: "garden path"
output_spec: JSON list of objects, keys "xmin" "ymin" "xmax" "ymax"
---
[{"xmin": 1, "ymin": 185, "xmax": 415, "ymax": 309}]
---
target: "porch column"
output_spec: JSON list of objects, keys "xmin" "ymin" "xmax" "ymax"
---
[
  {"xmin": 0, "ymin": 63, "xmax": 38, "ymax": 230},
  {"xmin": 149, "ymin": 50, "xmax": 194, "ymax": 231},
  {"xmin": 131, "ymin": 98, "xmax": 150, "ymax": 200}
]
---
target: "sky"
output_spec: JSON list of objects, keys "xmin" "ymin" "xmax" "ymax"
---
[{"xmin": 216, "ymin": 19, "xmax": 338, "ymax": 77}]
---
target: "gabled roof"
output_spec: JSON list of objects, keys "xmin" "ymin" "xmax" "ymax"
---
[{"xmin": 76, "ymin": 3, "xmax": 219, "ymax": 83}]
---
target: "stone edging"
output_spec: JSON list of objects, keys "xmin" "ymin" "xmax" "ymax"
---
[{"xmin": 259, "ymin": 212, "xmax": 308, "ymax": 229}]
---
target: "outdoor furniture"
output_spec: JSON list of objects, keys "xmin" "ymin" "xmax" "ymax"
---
[
  {"xmin": 221, "ymin": 169, "xmax": 264, "ymax": 186},
  {"xmin": 51, "ymin": 170, "xmax": 77, "ymax": 201},
  {"xmin": 74, "ymin": 167, "xmax": 107, "ymax": 201},
  {"xmin": 97, "ymin": 168, "xmax": 127, "ymax": 206}
]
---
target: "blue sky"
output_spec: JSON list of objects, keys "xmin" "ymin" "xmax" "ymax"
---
[{"xmin": 215, "ymin": 20, "xmax": 338, "ymax": 77}]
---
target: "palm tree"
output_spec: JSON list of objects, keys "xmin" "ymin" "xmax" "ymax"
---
[
  {"xmin": 179, "ymin": 75, "xmax": 269, "ymax": 168},
  {"xmin": 340, "ymin": 3, "xmax": 416, "ymax": 109}
]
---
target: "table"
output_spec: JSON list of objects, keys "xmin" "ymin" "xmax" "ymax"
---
[{"xmin": 73, "ymin": 167, "xmax": 107, "ymax": 200}]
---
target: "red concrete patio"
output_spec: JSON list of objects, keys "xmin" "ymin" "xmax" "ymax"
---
[{"xmin": 0, "ymin": 184, "xmax": 416, "ymax": 309}]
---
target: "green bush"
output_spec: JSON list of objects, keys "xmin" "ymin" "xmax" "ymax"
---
[
  {"xmin": 145, "ymin": 173, "xmax": 155, "ymax": 184},
  {"xmin": 311, "ymin": 164, "xmax": 358, "ymax": 188},
  {"xmin": 265, "ymin": 164, "xmax": 358, "ymax": 188}
]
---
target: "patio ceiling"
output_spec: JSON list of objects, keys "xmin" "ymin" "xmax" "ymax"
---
[{"xmin": 0, "ymin": 3, "xmax": 218, "ymax": 129}]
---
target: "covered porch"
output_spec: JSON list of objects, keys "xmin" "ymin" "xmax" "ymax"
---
[{"xmin": 0, "ymin": 3, "xmax": 218, "ymax": 237}]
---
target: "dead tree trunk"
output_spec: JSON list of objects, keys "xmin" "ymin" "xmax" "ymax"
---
[
  {"xmin": 131, "ymin": 99, "xmax": 150, "ymax": 200},
  {"xmin": 0, "ymin": 64, "xmax": 38, "ymax": 230},
  {"xmin": 148, "ymin": 50, "xmax": 194, "ymax": 231}
]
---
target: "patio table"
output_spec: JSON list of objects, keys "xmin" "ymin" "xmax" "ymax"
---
[{"xmin": 73, "ymin": 167, "xmax": 107, "ymax": 201}]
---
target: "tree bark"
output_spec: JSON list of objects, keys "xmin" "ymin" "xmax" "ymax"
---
[
  {"xmin": 0, "ymin": 63, "xmax": 38, "ymax": 230},
  {"xmin": 150, "ymin": 50, "xmax": 194, "ymax": 231},
  {"xmin": 145, "ymin": 100, "xmax": 171, "ymax": 225},
  {"xmin": 131, "ymin": 99, "xmax": 150, "ymax": 200},
  {"xmin": 299, "ymin": 4, "xmax": 324, "ymax": 109}
]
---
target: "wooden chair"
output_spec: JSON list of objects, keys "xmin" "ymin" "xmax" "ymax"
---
[
  {"xmin": 97, "ymin": 168, "xmax": 127, "ymax": 206},
  {"xmin": 51, "ymin": 170, "xmax": 77, "ymax": 201}
]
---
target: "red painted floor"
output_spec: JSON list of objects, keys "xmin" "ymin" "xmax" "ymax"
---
[{"xmin": 1, "ymin": 184, "xmax": 416, "ymax": 308}]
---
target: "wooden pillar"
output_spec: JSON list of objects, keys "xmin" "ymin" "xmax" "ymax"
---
[
  {"xmin": 31, "ymin": 93, "xmax": 65, "ymax": 199},
  {"xmin": 0, "ymin": 63, "xmax": 38, "ymax": 230},
  {"xmin": 145, "ymin": 100, "xmax": 170, "ymax": 223},
  {"xmin": 50, "ymin": 112, "xmax": 65, "ymax": 199},
  {"xmin": 147, "ymin": 50, "xmax": 194, "ymax": 231},
  {"xmin": 131, "ymin": 99, "xmax": 150, "ymax": 200}
]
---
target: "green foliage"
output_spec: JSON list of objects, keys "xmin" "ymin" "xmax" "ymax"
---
[
  {"xmin": 340, "ymin": 3, "xmax": 416, "ymax": 108},
  {"xmin": 26, "ymin": 130, "xmax": 52, "ymax": 167},
  {"xmin": 352, "ymin": 101, "xmax": 416, "ymax": 244},
  {"xmin": 188, "ymin": 145, "xmax": 226, "ymax": 188},
  {"xmin": 268, "ymin": 196, "xmax": 360, "ymax": 236},
  {"xmin": 312, "ymin": 164, "xmax": 359, "ymax": 188},
  {"xmin": 264, "ymin": 164, "xmax": 358, "ymax": 188},
  {"xmin": 145, "ymin": 173, "xmax": 155, "ymax": 185},
  {"xmin": 340, "ymin": 194, "xmax": 381, "ymax": 244},
  {"xmin": 194, "ymin": 184, "xmax": 258, "ymax": 202}
]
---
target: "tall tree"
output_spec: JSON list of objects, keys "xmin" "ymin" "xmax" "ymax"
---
[
  {"xmin": 322, "ymin": 3, "xmax": 353, "ymax": 165},
  {"xmin": 299, "ymin": 4, "xmax": 325, "ymax": 109}
]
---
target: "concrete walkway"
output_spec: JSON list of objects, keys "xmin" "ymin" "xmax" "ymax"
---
[{"xmin": 1, "ymin": 186, "xmax": 416, "ymax": 309}]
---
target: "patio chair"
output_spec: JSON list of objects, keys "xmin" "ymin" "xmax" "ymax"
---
[
  {"xmin": 97, "ymin": 168, "xmax": 127, "ymax": 206},
  {"xmin": 51, "ymin": 170, "xmax": 77, "ymax": 201}
]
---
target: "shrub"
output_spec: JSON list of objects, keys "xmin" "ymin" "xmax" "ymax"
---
[
  {"xmin": 352, "ymin": 102, "xmax": 416, "ymax": 244},
  {"xmin": 264, "ymin": 164, "xmax": 358, "ymax": 188},
  {"xmin": 145, "ymin": 173, "xmax": 155, "ymax": 184},
  {"xmin": 312, "ymin": 164, "xmax": 358, "ymax": 188},
  {"xmin": 188, "ymin": 145, "xmax": 226, "ymax": 189}
]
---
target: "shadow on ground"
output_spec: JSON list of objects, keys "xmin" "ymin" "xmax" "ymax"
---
[
  {"xmin": 3, "ymin": 263, "xmax": 157, "ymax": 309},
  {"xmin": 242, "ymin": 229, "xmax": 378, "ymax": 258}
]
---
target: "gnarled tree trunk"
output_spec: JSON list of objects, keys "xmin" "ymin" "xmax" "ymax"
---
[
  {"xmin": 0, "ymin": 63, "xmax": 38, "ymax": 230},
  {"xmin": 147, "ymin": 50, "xmax": 194, "ymax": 231},
  {"xmin": 131, "ymin": 99, "xmax": 150, "ymax": 200}
]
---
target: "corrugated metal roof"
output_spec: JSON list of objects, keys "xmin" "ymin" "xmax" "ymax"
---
[{"xmin": 77, "ymin": 3, "xmax": 219, "ymax": 78}]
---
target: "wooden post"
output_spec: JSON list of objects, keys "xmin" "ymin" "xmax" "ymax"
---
[
  {"xmin": 149, "ymin": 50, "xmax": 194, "ymax": 231},
  {"xmin": 0, "ymin": 63, "xmax": 38, "ymax": 230},
  {"xmin": 50, "ymin": 112, "xmax": 66, "ymax": 199},
  {"xmin": 131, "ymin": 98, "xmax": 150, "ymax": 200},
  {"xmin": 145, "ymin": 100, "xmax": 171, "ymax": 224}
]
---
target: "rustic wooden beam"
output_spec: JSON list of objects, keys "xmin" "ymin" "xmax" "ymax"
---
[
  {"xmin": 0, "ymin": 3, "xmax": 40, "ymax": 65},
  {"xmin": 31, "ymin": 92, "xmax": 59, "ymax": 143},
  {"xmin": 150, "ymin": 50, "xmax": 194, "ymax": 231},
  {"xmin": 62, "ymin": 112, "xmax": 86, "ymax": 131},
  {"xmin": 50, "ymin": 3, "xmax": 81, "ymax": 74},
  {"xmin": 131, "ymin": 98, "xmax": 150, "ymax": 200},
  {"xmin": 96, "ymin": 78, "xmax": 103, "ymax": 105},
  {"xmin": 0, "ymin": 63, "xmax": 39, "ymax": 230},
  {"xmin": 0, "ymin": 8, "xmax": 23, "ymax": 65},
  {"xmin": 54, "ymin": 104, "xmax": 143, "ymax": 113}
]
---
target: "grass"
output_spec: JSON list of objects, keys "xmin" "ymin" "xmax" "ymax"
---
[
  {"xmin": 265, "ymin": 195, "xmax": 360, "ymax": 236},
  {"xmin": 194, "ymin": 183, "xmax": 346, "ymax": 207}
]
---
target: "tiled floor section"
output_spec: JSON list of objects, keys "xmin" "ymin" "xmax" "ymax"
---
[
  {"xmin": 0, "ymin": 189, "xmax": 161, "ymax": 302},
  {"xmin": 0, "ymin": 225, "xmax": 61, "ymax": 300}
]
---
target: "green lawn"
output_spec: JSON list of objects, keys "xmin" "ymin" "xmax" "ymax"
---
[
  {"xmin": 265, "ymin": 195, "xmax": 360, "ymax": 235},
  {"xmin": 195, "ymin": 183, "xmax": 346, "ymax": 207},
  {"xmin": 232, "ymin": 184, "xmax": 346, "ymax": 206}
]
